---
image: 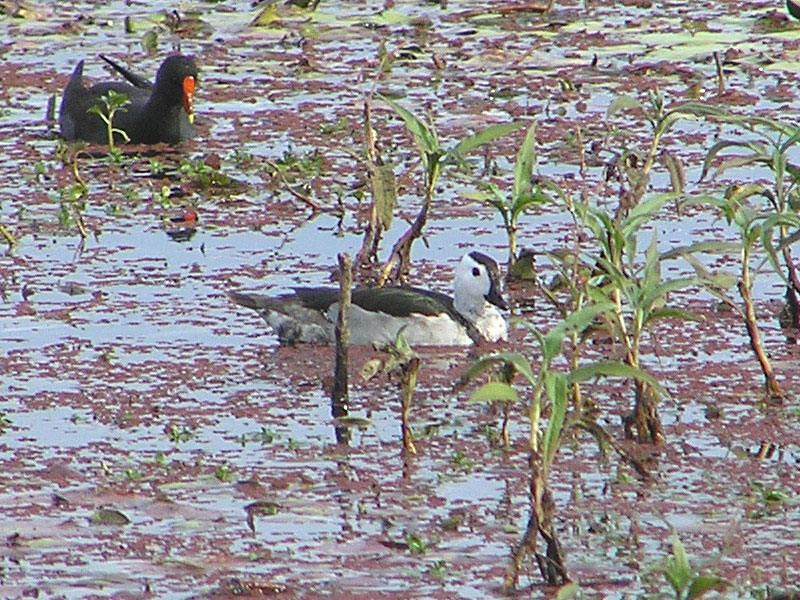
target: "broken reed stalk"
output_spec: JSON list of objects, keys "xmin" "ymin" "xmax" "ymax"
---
[
  {"xmin": 504, "ymin": 453, "xmax": 569, "ymax": 590},
  {"xmin": 356, "ymin": 99, "xmax": 381, "ymax": 267},
  {"xmin": 780, "ymin": 243, "xmax": 800, "ymax": 330},
  {"xmin": 378, "ymin": 181, "xmax": 431, "ymax": 285},
  {"xmin": 739, "ymin": 240, "xmax": 783, "ymax": 399},
  {"xmin": 263, "ymin": 159, "xmax": 323, "ymax": 212},
  {"xmin": 0, "ymin": 224, "xmax": 16, "ymax": 247},
  {"xmin": 332, "ymin": 253, "xmax": 352, "ymax": 444},
  {"xmin": 400, "ymin": 356, "xmax": 419, "ymax": 455},
  {"xmin": 713, "ymin": 51, "xmax": 725, "ymax": 96},
  {"xmin": 739, "ymin": 279, "xmax": 783, "ymax": 399}
]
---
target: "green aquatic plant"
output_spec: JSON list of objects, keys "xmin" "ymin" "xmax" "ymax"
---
[
  {"xmin": 643, "ymin": 102, "xmax": 800, "ymax": 398},
  {"xmin": 658, "ymin": 531, "xmax": 727, "ymax": 600},
  {"xmin": 463, "ymin": 302, "xmax": 664, "ymax": 589},
  {"xmin": 472, "ymin": 122, "xmax": 551, "ymax": 268},
  {"xmin": 362, "ymin": 329, "xmax": 420, "ymax": 454},
  {"xmin": 376, "ymin": 95, "xmax": 523, "ymax": 284},
  {"xmin": 87, "ymin": 90, "xmax": 130, "ymax": 159},
  {"xmin": 570, "ymin": 193, "xmax": 700, "ymax": 443},
  {"xmin": 684, "ymin": 191, "xmax": 798, "ymax": 399}
]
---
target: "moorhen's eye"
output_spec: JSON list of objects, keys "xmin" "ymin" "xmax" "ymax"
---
[{"xmin": 472, "ymin": 267, "xmax": 480, "ymax": 277}]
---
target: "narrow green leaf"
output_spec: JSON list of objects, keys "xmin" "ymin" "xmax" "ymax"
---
[
  {"xmin": 606, "ymin": 95, "xmax": 644, "ymax": 118},
  {"xmin": 661, "ymin": 150, "xmax": 685, "ymax": 194},
  {"xmin": 641, "ymin": 276, "xmax": 696, "ymax": 310},
  {"xmin": 725, "ymin": 183, "xmax": 771, "ymax": 206},
  {"xmin": 686, "ymin": 575, "xmax": 728, "ymax": 599},
  {"xmin": 369, "ymin": 163, "xmax": 397, "ymax": 230},
  {"xmin": 670, "ymin": 532, "xmax": 692, "ymax": 587},
  {"xmin": 513, "ymin": 122, "xmax": 537, "ymax": 201},
  {"xmin": 452, "ymin": 121, "xmax": 524, "ymax": 158},
  {"xmin": 643, "ymin": 307, "xmax": 703, "ymax": 327},
  {"xmin": 541, "ymin": 330, "xmax": 565, "ymax": 362},
  {"xmin": 568, "ymin": 360, "xmax": 669, "ymax": 400},
  {"xmin": 542, "ymin": 372, "xmax": 567, "ymax": 472},
  {"xmin": 553, "ymin": 582, "xmax": 579, "ymax": 600},
  {"xmin": 642, "ymin": 231, "xmax": 661, "ymax": 293},
  {"xmin": 778, "ymin": 127, "xmax": 800, "ymax": 154},
  {"xmin": 623, "ymin": 193, "xmax": 676, "ymax": 233},
  {"xmin": 660, "ymin": 241, "xmax": 740, "ymax": 261},
  {"xmin": 460, "ymin": 351, "xmax": 536, "ymax": 387},
  {"xmin": 468, "ymin": 381, "xmax": 520, "ymax": 404},
  {"xmin": 697, "ymin": 139, "xmax": 762, "ymax": 182},
  {"xmin": 379, "ymin": 95, "xmax": 438, "ymax": 156}
]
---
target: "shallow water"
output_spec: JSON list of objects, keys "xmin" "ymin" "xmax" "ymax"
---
[{"xmin": 2, "ymin": 1, "xmax": 800, "ymax": 599}]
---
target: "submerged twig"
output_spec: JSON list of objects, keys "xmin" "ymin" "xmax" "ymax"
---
[
  {"xmin": 264, "ymin": 159, "xmax": 323, "ymax": 212},
  {"xmin": 332, "ymin": 253, "xmax": 352, "ymax": 445},
  {"xmin": 713, "ymin": 51, "xmax": 725, "ymax": 96},
  {"xmin": 0, "ymin": 224, "xmax": 16, "ymax": 247}
]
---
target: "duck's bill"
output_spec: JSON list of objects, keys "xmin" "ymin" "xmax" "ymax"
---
[
  {"xmin": 182, "ymin": 76, "xmax": 195, "ymax": 124},
  {"xmin": 486, "ymin": 287, "xmax": 509, "ymax": 310}
]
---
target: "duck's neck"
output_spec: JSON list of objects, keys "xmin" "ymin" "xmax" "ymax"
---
[{"xmin": 453, "ymin": 294, "xmax": 486, "ymax": 323}]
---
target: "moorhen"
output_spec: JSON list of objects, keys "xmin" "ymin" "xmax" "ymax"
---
[
  {"xmin": 59, "ymin": 54, "xmax": 198, "ymax": 145},
  {"xmin": 228, "ymin": 252, "xmax": 509, "ymax": 346}
]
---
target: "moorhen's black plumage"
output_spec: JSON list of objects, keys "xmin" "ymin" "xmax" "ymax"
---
[
  {"xmin": 789, "ymin": 0, "xmax": 800, "ymax": 20},
  {"xmin": 59, "ymin": 54, "xmax": 198, "ymax": 145}
]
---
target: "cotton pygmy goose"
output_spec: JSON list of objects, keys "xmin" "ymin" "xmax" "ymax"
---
[
  {"xmin": 228, "ymin": 252, "xmax": 509, "ymax": 346},
  {"xmin": 59, "ymin": 54, "xmax": 198, "ymax": 145}
]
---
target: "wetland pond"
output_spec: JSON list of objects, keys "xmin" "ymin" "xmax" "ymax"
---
[{"xmin": 2, "ymin": 1, "xmax": 800, "ymax": 598}]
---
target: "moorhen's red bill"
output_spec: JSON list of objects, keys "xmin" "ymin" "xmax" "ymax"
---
[{"xmin": 59, "ymin": 54, "xmax": 199, "ymax": 145}]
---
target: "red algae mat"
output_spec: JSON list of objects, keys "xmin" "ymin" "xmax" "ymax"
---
[{"xmin": 2, "ymin": 1, "xmax": 800, "ymax": 598}]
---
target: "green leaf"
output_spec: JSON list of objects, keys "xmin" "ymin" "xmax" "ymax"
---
[
  {"xmin": 460, "ymin": 351, "xmax": 536, "ymax": 387},
  {"xmin": 623, "ymin": 193, "xmax": 676, "ymax": 234},
  {"xmin": 541, "ymin": 329, "xmax": 565, "ymax": 363},
  {"xmin": 542, "ymin": 372, "xmax": 567, "ymax": 473},
  {"xmin": 725, "ymin": 183, "xmax": 771, "ymax": 206},
  {"xmin": 379, "ymin": 95, "xmax": 439, "ymax": 157},
  {"xmin": 538, "ymin": 301, "xmax": 615, "ymax": 362},
  {"xmin": 686, "ymin": 575, "xmax": 728, "ymax": 599},
  {"xmin": 568, "ymin": 360, "xmax": 669, "ymax": 400},
  {"xmin": 513, "ymin": 122, "xmax": 537, "ymax": 201},
  {"xmin": 642, "ymin": 231, "xmax": 661, "ymax": 293},
  {"xmin": 643, "ymin": 307, "xmax": 703, "ymax": 327},
  {"xmin": 659, "ymin": 240, "xmax": 741, "ymax": 261},
  {"xmin": 697, "ymin": 139, "xmax": 764, "ymax": 182},
  {"xmin": 553, "ymin": 581, "xmax": 578, "ymax": 599},
  {"xmin": 451, "ymin": 121, "xmax": 524, "ymax": 158},
  {"xmin": 667, "ymin": 532, "xmax": 692, "ymax": 592},
  {"xmin": 640, "ymin": 276, "xmax": 696, "ymax": 311},
  {"xmin": 606, "ymin": 95, "xmax": 644, "ymax": 118},
  {"xmin": 91, "ymin": 508, "xmax": 131, "ymax": 526},
  {"xmin": 369, "ymin": 163, "xmax": 397, "ymax": 230},
  {"xmin": 468, "ymin": 381, "xmax": 520, "ymax": 404},
  {"xmin": 661, "ymin": 150, "xmax": 685, "ymax": 194},
  {"xmin": 510, "ymin": 187, "xmax": 549, "ymax": 218}
]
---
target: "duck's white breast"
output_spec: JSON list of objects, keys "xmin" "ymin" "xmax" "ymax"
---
[{"xmin": 328, "ymin": 305, "xmax": 473, "ymax": 346}]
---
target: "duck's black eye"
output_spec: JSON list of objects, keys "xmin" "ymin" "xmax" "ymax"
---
[{"xmin": 472, "ymin": 267, "xmax": 480, "ymax": 277}]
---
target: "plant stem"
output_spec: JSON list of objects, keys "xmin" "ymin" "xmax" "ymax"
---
[
  {"xmin": 400, "ymin": 357, "xmax": 419, "ymax": 455},
  {"xmin": 739, "ymin": 247, "xmax": 783, "ymax": 398},
  {"xmin": 332, "ymin": 253, "xmax": 352, "ymax": 445},
  {"xmin": 0, "ymin": 224, "xmax": 15, "ymax": 247},
  {"xmin": 264, "ymin": 160, "xmax": 323, "ymax": 212},
  {"xmin": 504, "ymin": 452, "xmax": 569, "ymax": 591},
  {"xmin": 357, "ymin": 100, "xmax": 380, "ymax": 267},
  {"xmin": 378, "ymin": 166, "xmax": 435, "ymax": 285}
]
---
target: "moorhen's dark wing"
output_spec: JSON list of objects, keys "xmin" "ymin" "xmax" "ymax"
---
[{"xmin": 58, "ymin": 54, "xmax": 198, "ymax": 145}]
